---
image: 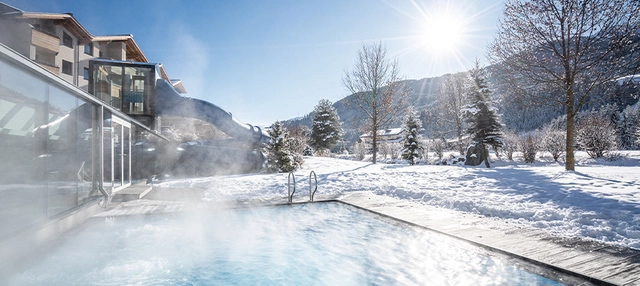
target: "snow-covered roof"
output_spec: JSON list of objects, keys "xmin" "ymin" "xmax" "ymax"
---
[{"xmin": 360, "ymin": 128, "xmax": 403, "ymax": 138}]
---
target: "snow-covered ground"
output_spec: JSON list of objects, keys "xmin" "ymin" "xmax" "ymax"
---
[{"xmin": 157, "ymin": 151, "xmax": 640, "ymax": 250}]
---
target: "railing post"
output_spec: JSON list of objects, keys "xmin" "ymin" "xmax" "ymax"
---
[{"xmin": 309, "ymin": 171, "xmax": 317, "ymax": 202}]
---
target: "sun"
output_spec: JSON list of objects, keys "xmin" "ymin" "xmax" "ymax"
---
[{"xmin": 422, "ymin": 14, "xmax": 464, "ymax": 54}]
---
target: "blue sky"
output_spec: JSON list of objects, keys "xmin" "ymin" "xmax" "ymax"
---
[{"xmin": 6, "ymin": 0, "xmax": 504, "ymax": 126}]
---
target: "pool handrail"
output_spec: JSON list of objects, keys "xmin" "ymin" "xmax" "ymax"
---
[
  {"xmin": 309, "ymin": 171, "xmax": 317, "ymax": 202},
  {"xmin": 287, "ymin": 172, "xmax": 296, "ymax": 203}
]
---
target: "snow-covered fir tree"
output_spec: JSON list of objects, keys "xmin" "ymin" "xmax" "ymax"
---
[
  {"xmin": 462, "ymin": 61, "xmax": 503, "ymax": 150},
  {"xmin": 310, "ymin": 99, "xmax": 343, "ymax": 153},
  {"xmin": 401, "ymin": 107, "xmax": 423, "ymax": 165},
  {"xmin": 265, "ymin": 121, "xmax": 299, "ymax": 173},
  {"xmin": 618, "ymin": 105, "xmax": 639, "ymax": 150}
]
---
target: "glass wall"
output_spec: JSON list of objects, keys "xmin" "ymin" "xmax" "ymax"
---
[
  {"xmin": 0, "ymin": 58, "xmax": 99, "ymax": 238},
  {"xmin": 102, "ymin": 111, "xmax": 112, "ymax": 192},
  {"xmin": 89, "ymin": 60, "xmax": 154, "ymax": 116},
  {"xmin": 111, "ymin": 116, "xmax": 131, "ymax": 192},
  {"xmin": 0, "ymin": 46, "xmax": 164, "ymax": 241},
  {"xmin": 0, "ymin": 57, "xmax": 49, "ymax": 239}
]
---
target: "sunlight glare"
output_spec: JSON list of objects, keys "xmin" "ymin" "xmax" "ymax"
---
[{"xmin": 423, "ymin": 14, "xmax": 464, "ymax": 54}]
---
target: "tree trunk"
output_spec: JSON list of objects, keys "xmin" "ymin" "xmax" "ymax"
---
[
  {"xmin": 482, "ymin": 143, "xmax": 490, "ymax": 168},
  {"xmin": 566, "ymin": 92, "xmax": 575, "ymax": 171},
  {"xmin": 372, "ymin": 127, "xmax": 377, "ymax": 164}
]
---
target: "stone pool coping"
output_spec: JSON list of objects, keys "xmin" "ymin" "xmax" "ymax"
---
[{"xmin": 96, "ymin": 188, "xmax": 640, "ymax": 286}]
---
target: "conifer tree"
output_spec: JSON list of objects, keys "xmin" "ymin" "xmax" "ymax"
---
[
  {"xmin": 310, "ymin": 99, "xmax": 343, "ymax": 153},
  {"xmin": 463, "ymin": 61, "xmax": 503, "ymax": 150},
  {"xmin": 401, "ymin": 107, "xmax": 423, "ymax": 165},
  {"xmin": 619, "ymin": 106, "xmax": 639, "ymax": 150},
  {"xmin": 265, "ymin": 121, "xmax": 298, "ymax": 173}
]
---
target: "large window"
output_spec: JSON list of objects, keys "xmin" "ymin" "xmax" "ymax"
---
[
  {"xmin": 62, "ymin": 32, "xmax": 72, "ymax": 48},
  {"xmin": 89, "ymin": 61, "xmax": 154, "ymax": 115},
  {"xmin": 62, "ymin": 60, "xmax": 72, "ymax": 75}
]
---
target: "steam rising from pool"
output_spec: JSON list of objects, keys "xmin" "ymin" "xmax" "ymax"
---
[{"xmin": 7, "ymin": 203, "xmax": 563, "ymax": 285}]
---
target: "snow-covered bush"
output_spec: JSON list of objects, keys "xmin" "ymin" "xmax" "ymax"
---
[
  {"xmin": 379, "ymin": 142, "xmax": 391, "ymax": 159},
  {"xmin": 287, "ymin": 125, "xmax": 310, "ymax": 156},
  {"xmin": 389, "ymin": 143, "xmax": 403, "ymax": 160},
  {"xmin": 431, "ymin": 139, "xmax": 446, "ymax": 160},
  {"xmin": 352, "ymin": 142, "xmax": 367, "ymax": 161},
  {"xmin": 418, "ymin": 139, "xmax": 430, "ymax": 160},
  {"xmin": 501, "ymin": 132, "xmax": 519, "ymax": 160},
  {"xmin": 577, "ymin": 114, "xmax": 618, "ymax": 158},
  {"xmin": 540, "ymin": 124, "xmax": 566, "ymax": 161},
  {"xmin": 519, "ymin": 133, "xmax": 538, "ymax": 163}
]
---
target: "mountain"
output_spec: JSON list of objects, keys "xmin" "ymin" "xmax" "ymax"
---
[
  {"xmin": 286, "ymin": 67, "xmax": 640, "ymax": 149},
  {"xmin": 285, "ymin": 76, "xmax": 448, "ymax": 145}
]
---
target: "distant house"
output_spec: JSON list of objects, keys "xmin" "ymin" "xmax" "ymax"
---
[{"xmin": 359, "ymin": 128, "xmax": 404, "ymax": 145}]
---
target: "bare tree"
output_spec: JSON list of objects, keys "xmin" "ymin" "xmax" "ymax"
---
[
  {"xmin": 438, "ymin": 72, "xmax": 471, "ymax": 155},
  {"xmin": 343, "ymin": 42, "xmax": 407, "ymax": 164},
  {"xmin": 489, "ymin": 0, "xmax": 640, "ymax": 170}
]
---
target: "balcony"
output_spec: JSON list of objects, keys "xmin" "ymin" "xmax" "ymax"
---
[
  {"xmin": 31, "ymin": 29, "xmax": 59, "ymax": 54},
  {"xmin": 35, "ymin": 61, "xmax": 59, "ymax": 75}
]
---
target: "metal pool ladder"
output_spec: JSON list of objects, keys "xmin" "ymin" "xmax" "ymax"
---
[
  {"xmin": 309, "ymin": 171, "xmax": 317, "ymax": 202},
  {"xmin": 287, "ymin": 172, "xmax": 296, "ymax": 203},
  {"xmin": 287, "ymin": 171, "xmax": 318, "ymax": 203}
]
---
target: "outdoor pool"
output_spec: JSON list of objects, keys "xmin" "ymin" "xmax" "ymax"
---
[{"xmin": 6, "ymin": 202, "xmax": 579, "ymax": 285}]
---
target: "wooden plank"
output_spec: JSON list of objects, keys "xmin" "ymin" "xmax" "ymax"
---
[{"xmin": 31, "ymin": 29, "xmax": 59, "ymax": 53}]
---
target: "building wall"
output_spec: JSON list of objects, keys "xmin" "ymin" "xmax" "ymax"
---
[
  {"xmin": 0, "ymin": 19, "xmax": 31, "ymax": 57},
  {"xmin": 0, "ymin": 17, "xmax": 131, "ymax": 91},
  {"xmin": 55, "ymin": 26, "xmax": 76, "ymax": 84},
  {"xmin": 101, "ymin": 42, "xmax": 126, "ymax": 60},
  {"xmin": 76, "ymin": 42, "xmax": 97, "ymax": 91}
]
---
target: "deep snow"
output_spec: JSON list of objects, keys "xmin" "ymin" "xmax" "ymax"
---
[{"xmin": 157, "ymin": 151, "xmax": 640, "ymax": 250}]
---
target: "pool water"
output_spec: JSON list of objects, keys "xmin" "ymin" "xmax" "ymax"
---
[{"xmin": 8, "ymin": 202, "xmax": 571, "ymax": 285}]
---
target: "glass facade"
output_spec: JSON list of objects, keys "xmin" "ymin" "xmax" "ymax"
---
[
  {"xmin": 0, "ymin": 58, "xmax": 98, "ymax": 239},
  {"xmin": 90, "ymin": 60, "xmax": 154, "ymax": 116},
  {"xmin": 0, "ymin": 45, "xmax": 164, "ymax": 240}
]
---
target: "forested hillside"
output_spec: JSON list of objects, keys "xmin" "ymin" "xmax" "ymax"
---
[{"xmin": 286, "ymin": 67, "xmax": 639, "ymax": 148}]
